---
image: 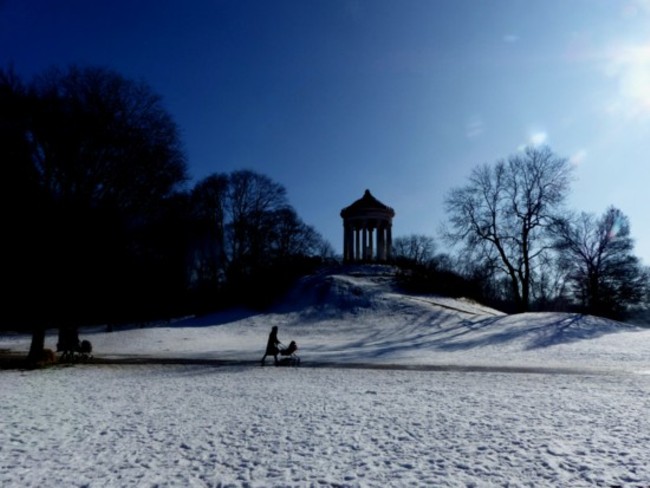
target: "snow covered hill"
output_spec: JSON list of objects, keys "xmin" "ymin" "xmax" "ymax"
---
[
  {"xmin": 2, "ymin": 264, "xmax": 648, "ymax": 373},
  {"xmin": 3, "ymin": 265, "xmax": 650, "ymax": 487}
]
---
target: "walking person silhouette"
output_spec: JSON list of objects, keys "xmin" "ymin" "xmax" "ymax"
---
[{"xmin": 261, "ymin": 326, "xmax": 281, "ymax": 366}]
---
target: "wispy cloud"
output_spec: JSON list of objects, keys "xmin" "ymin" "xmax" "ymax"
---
[
  {"xmin": 465, "ymin": 116, "xmax": 484, "ymax": 139},
  {"xmin": 569, "ymin": 149, "xmax": 587, "ymax": 166},
  {"xmin": 503, "ymin": 34, "xmax": 519, "ymax": 43},
  {"xmin": 517, "ymin": 130, "xmax": 548, "ymax": 151},
  {"xmin": 622, "ymin": 0, "xmax": 650, "ymax": 17}
]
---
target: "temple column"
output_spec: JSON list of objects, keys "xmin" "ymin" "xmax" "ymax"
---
[
  {"xmin": 386, "ymin": 222, "xmax": 393, "ymax": 260},
  {"xmin": 355, "ymin": 226, "xmax": 361, "ymax": 261},
  {"xmin": 362, "ymin": 222, "xmax": 368, "ymax": 261},
  {"xmin": 378, "ymin": 222, "xmax": 385, "ymax": 261},
  {"xmin": 343, "ymin": 222, "xmax": 350, "ymax": 261},
  {"xmin": 347, "ymin": 224, "xmax": 354, "ymax": 262}
]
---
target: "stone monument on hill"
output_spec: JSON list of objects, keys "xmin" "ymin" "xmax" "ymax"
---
[{"xmin": 340, "ymin": 189, "xmax": 395, "ymax": 263}]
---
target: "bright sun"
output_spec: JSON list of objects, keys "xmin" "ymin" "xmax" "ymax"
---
[{"xmin": 606, "ymin": 41, "xmax": 650, "ymax": 118}]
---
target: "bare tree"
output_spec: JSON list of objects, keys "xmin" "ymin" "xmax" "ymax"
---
[
  {"xmin": 553, "ymin": 206, "xmax": 648, "ymax": 318},
  {"xmin": 444, "ymin": 146, "xmax": 573, "ymax": 312},
  {"xmin": 270, "ymin": 207, "xmax": 323, "ymax": 258},
  {"xmin": 188, "ymin": 169, "xmax": 333, "ymax": 308},
  {"xmin": 226, "ymin": 169, "xmax": 289, "ymax": 270},
  {"xmin": 393, "ymin": 234, "xmax": 437, "ymax": 265},
  {"xmin": 190, "ymin": 173, "xmax": 229, "ymax": 291}
]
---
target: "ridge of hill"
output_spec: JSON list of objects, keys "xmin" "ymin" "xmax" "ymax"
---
[
  {"xmin": 250, "ymin": 264, "xmax": 647, "ymax": 371},
  {"xmin": 1, "ymin": 264, "xmax": 648, "ymax": 373},
  {"xmin": 274, "ymin": 264, "xmax": 504, "ymax": 318}
]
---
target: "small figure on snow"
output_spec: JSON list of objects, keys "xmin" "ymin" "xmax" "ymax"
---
[{"xmin": 261, "ymin": 326, "xmax": 281, "ymax": 366}]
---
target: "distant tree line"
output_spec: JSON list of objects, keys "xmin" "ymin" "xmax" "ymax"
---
[
  {"xmin": 0, "ymin": 65, "xmax": 332, "ymax": 360},
  {"xmin": 393, "ymin": 146, "xmax": 649, "ymax": 319}
]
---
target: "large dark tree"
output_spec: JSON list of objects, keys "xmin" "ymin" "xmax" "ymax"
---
[
  {"xmin": 444, "ymin": 146, "xmax": 573, "ymax": 312},
  {"xmin": 268, "ymin": 207, "xmax": 323, "ymax": 259},
  {"xmin": 0, "ymin": 67, "xmax": 51, "ymax": 358},
  {"xmin": 188, "ymin": 173, "xmax": 230, "ymax": 307},
  {"xmin": 225, "ymin": 170, "xmax": 291, "ymax": 285},
  {"xmin": 189, "ymin": 170, "xmax": 331, "ymax": 309},
  {"xmin": 30, "ymin": 65, "xmax": 187, "ymax": 214},
  {"xmin": 553, "ymin": 206, "xmax": 648, "ymax": 318},
  {"xmin": 2, "ymin": 65, "xmax": 188, "ymax": 361}
]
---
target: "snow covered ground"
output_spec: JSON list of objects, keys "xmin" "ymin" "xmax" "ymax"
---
[{"xmin": 2, "ymin": 265, "xmax": 650, "ymax": 487}]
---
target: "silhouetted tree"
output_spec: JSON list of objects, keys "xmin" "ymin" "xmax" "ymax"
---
[
  {"xmin": 394, "ymin": 251, "xmax": 485, "ymax": 301},
  {"xmin": 553, "ymin": 206, "xmax": 648, "ymax": 318},
  {"xmin": 531, "ymin": 250, "xmax": 571, "ymax": 312},
  {"xmin": 189, "ymin": 173, "xmax": 229, "ymax": 302},
  {"xmin": 269, "ymin": 207, "xmax": 322, "ymax": 259},
  {"xmin": 444, "ymin": 146, "xmax": 573, "ymax": 312},
  {"xmin": 0, "ymin": 67, "xmax": 52, "ymax": 357},
  {"xmin": 2, "ymin": 65, "xmax": 188, "ymax": 361},
  {"xmin": 225, "ymin": 170, "xmax": 290, "ymax": 282},
  {"xmin": 30, "ymin": 65, "xmax": 187, "ymax": 214},
  {"xmin": 187, "ymin": 170, "xmax": 333, "ymax": 309},
  {"xmin": 393, "ymin": 234, "xmax": 436, "ymax": 266}
]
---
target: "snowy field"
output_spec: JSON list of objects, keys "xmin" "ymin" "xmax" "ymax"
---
[
  {"xmin": 2, "ymin": 266, "xmax": 650, "ymax": 487},
  {"xmin": 3, "ymin": 365, "xmax": 650, "ymax": 487}
]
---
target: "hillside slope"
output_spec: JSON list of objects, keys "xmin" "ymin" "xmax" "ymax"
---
[
  {"xmin": 1, "ymin": 265, "xmax": 648, "ymax": 372},
  {"xmin": 259, "ymin": 265, "xmax": 645, "ymax": 369}
]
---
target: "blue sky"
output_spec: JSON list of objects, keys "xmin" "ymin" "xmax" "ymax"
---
[{"xmin": 2, "ymin": 0, "xmax": 650, "ymax": 263}]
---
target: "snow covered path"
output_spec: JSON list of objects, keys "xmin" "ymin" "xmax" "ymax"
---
[{"xmin": 2, "ymin": 364, "xmax": 650, "ymax": 487}]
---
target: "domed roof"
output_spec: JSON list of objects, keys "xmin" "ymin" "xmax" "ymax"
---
[{"xmin": 340, "ymin": 189, "xmax": 395, "ymax": 219}]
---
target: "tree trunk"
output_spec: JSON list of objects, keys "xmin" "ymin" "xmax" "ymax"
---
[{"xmin": 27, "ymin": 325, "xmax": 46, "ymax": 364}]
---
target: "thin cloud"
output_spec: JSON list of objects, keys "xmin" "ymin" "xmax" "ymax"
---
[
  {"xmin": 622, "ymin": 0, "xmax": 650, "ymax": 17},
  {"xmin": 517, "ymin": 130, "xmax": 548, "ymax": 151},
  {"xmin": 466, "ymin": 116, "xmax": 484, "ymax": 139},
  {"xmin": 503, "ymin": 34, "xmax": 519, "ymax": 43},
  {"xmin": 529, "ymin": 131, "xmax": 548, "ymax": 146},
  {"xmin": 569, "ymin": 149, "xmax": 587, "ymax": 166}
]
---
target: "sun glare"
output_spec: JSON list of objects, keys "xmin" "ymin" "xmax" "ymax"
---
[{"xmin": 605, "ymin": 42, "xmax": 650, "ymax": 118}]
